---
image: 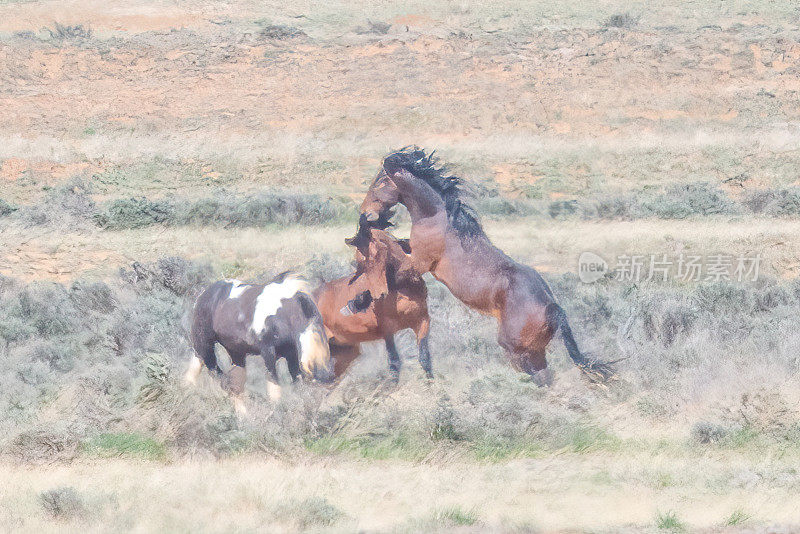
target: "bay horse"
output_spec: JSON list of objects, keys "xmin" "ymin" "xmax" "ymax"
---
[
  {"xmin": 185, "ymin": 272, "xmax": 334, "ymax": 414},
  {"xmin": 314, "ymin": 215, "xmax": 432, "ymax": 379},
  {"xmin": 359, "ymin": 147, "xmax": 612, "ymax": 384}
]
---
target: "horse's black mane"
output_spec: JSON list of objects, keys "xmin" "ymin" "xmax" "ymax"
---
[{"xmin": 381, "ymin": 146, "xmax": 483, "ymax": 237}]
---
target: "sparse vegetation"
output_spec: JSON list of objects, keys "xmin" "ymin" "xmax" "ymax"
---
[
  {"xmin": 42, "ymin": 22, "xmax": 92, "ymax": 41},
  {"xmin": 655, "ymin": 510, "xmax": 686, "ymax": 531},
  {"xmin": 18, "ymin": 178, "xmax": 97, "ymax": 228},
  {"xmin": 603, "ymin": 13, "xmax": 639, "ymax": 28},
  {"xmin": 725, "ymin": 509, "xmax": 751, "ymax": 526},
  {"xmin": 39, "ymin": 487, "xmax": 85, "ymax": 519},
  {"xmin": 0, "ymin": 199, "xmax": 17, "ymax": 217},
  {"xmin": 257, "ymin": 23, "xmax": 306, "ymax": 40},
  {"xmin": 271, "ymin": 497, "xmax": 345, "ymax": 528}
]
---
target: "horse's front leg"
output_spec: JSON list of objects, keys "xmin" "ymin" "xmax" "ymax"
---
[
  {"xmin": 260, "ymin": 344, "xmax": 282, "ymax": 402},
  {"xmin": 384, "ymin": 335, "xmax": 402, "ymax": 380},
  {"xmin": 414, "ymin": 317, "xmax": 433, "ymax": 379}
]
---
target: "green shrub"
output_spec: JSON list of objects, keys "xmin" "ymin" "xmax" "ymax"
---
[
  {"xmin": 0, "ymin": 199, "xmax": 17, "ymax": 217},
  {"xmin": 581, "ymin": 194, "xmax": 640, "ymax": 220},
  {"xmin": 725, "ymin": 509, "xmax": 751, "ymax": 526},
  {"xmin": 82, "ymin": 432, "xmax": 166, "ymax": 460},
  {"xmin": 95, "ymin": 197, "xmax": 174, "ymax": 229},
  {"xmin": 405, "ymin": 506, "xmax": 480, "ymax": 531},
  {"xmin": 690, "ymin": 421, "xmax": 728, "ymax": 444},
  {"xmin": 643, "ymin": 182, "xmax": 737, "ymax": 219},
  {"xmin": 548, "ymin": 199, "xmax": 579, "ymax": 219},
  {"xmin": 742, "ymin": 187, "xmax": 800, "ymax": 216},
  {"xmin": 430, "ymin": 506, "xmax": 479, "ymax": 526},
  {"xmin": 174, "ymin": 193, "xmax": 351, "ymax": 227},
  {"xmin": 43, "ymin": 22, "xmax": 92, "ymax": 41},
  {"xmin": 603, "ymin": 13, "xmax": 639, "ymax": 28},
  {"xmin": 258, "ymin": 24, "xmax": 306, "ymax": 40},
  {"xmin": 94, "ymin": 194, "xmax": 352, "ymax": 229},
  {"xmin": 655, "ymin": 510, "xmax": 686, "ymax": 531},
  {"xmin": 474, "ymin": 196, "xmax": 540, "ymax": 218}
]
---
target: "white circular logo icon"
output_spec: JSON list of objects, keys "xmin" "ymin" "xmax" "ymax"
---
[{"xmin": 578, "ymin": 252, "xmax": 608, "ymax": 283}]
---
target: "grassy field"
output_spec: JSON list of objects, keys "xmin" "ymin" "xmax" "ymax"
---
[{"xmin": 2, "ymin": 0, "xmax": 800, "ymax": 532}]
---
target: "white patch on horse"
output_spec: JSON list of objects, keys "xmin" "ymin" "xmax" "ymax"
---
[
  {"xmin": 184, "ymin": 355, "xmax": 203, "ymax": 385},
  {"xmin": 250, "ymin": 277, "xmax": 311, "ymax": 335},
  {"xmin": 298, "ymin": 319, "xmax": 329, "ymax": 375},
  {"xmin": 227, "ymin": 279, "xmax": 250, "ymax": 299}
]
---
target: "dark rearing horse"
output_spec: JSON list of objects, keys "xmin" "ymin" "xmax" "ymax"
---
[{"xmin": 359, "ymin": 147, "xmax": 612, "ymax": 384}]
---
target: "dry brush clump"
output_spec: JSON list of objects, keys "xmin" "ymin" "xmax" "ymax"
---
[{"xmin": 7, "ymin": 180, "xmax": 354, "ymax": 231}]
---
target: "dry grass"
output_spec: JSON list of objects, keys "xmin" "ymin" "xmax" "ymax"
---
[{"xmin": 1, "ymin": 455, "xmax": 799, "ymax": 533}]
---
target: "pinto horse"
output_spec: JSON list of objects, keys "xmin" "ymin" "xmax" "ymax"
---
[
  {"xmin": 359, "ymin": 147, "xmax": 612, "ymax": 384},
  {"xmin": 185, "ymin": 272, "xmax": 334, "ymax": 414},
  {"xmin": 314, "ymin": 217, "xmax": 432, "ymax": 379}
]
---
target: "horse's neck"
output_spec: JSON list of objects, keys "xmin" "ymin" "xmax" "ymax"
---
[{"xmin": 397, "ymin": 176, "xmax": 444, "ymax": 220}]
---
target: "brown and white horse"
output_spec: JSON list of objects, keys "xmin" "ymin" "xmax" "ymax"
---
[
  {"xmin": 315, "ymin": 216, "xmax": 432, "ymax": 379},
  {"xmin": 359, "ymin": 147, "xmax": 612, "ymax": 384},
  {"xmin": 186, "ymin": 272, "xmax": 334, "ymax": 414}
]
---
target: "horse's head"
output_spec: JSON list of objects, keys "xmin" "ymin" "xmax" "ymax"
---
[
  {"xmin": 361, "ymin": 167, "xmax": 400, "ymax": 224},
  {"xmin": 299, "ymin": 321, "xmax": 335, "ymax": 384},
  {"xmin": 345, "ymin": 213, "xmax": 392, "ymax": 280},
  {"xmin": 344, "ymin": 214, "xmax": 398, "ymax": 301}
]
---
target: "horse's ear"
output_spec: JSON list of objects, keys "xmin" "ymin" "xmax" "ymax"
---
[
  {"xmin": 346, "ymin": 214, "xmax": 371, "ymax": 249},
  {"xmin": 374, "ymin": 209, "xmax": 395, "ymax": 230}
]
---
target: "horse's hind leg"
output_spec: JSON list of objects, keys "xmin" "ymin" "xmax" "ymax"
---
[
  {"xmin": 190, "ymin": 305, "xmax": 221, "ymax": 379},
  {"xmin": 414, "ymin": 317, "xmax": 433, "ymax": 379},
  {"xmin": 226, "ymin": 364, "xmax": 248, "ymax": 416},
  {"xmin": 384, "ymin": 335, "xmax": 402, "ymax": 380}
]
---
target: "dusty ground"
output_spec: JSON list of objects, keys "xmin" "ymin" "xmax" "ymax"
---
[{"xmin": 2, "ymin": 0, "xmax": 800, "ymax": 532}]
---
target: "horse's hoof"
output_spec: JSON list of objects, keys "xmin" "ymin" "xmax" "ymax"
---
[{"xmin": 531, "ymin": 368, "xmax": 553, "ymax": 387}]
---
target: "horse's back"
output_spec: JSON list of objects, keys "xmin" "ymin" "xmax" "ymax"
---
[{"xmin": 510, "ymin": 262, "xmax": 555, "ymax": 306}]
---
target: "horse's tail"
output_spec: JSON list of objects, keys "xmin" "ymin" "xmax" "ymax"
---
[
  {"xmin": 189, "ymin": 281, "xmax": 228, "ymax": 378},
  {"xmin": 297, "ymin": 293, "xmax": 334, "ymax": 383},
  {"xmin": 546, "ymin": 302, "xmax": 614, "ymax": 382}
]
